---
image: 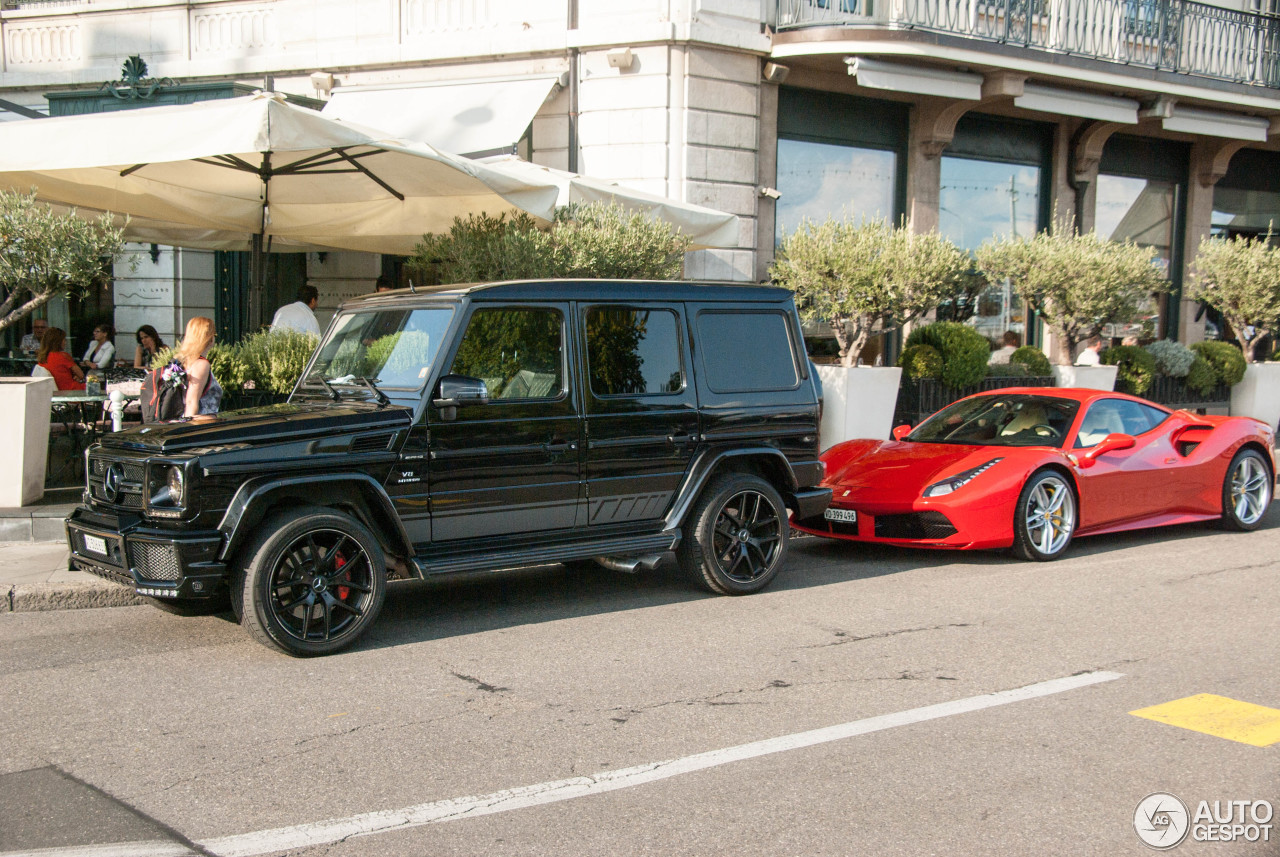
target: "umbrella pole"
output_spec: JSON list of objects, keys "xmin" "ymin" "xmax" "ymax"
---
[{"xmin": 249, "ymin": 232, "xmax": 264, "ymax": 333}]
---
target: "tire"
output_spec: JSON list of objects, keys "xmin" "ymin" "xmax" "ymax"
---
[
  {"xmin": 238, "ymin": 507, "xmax": 387, "ymax": 657},
  {"xmin": 1221, "ymin": 448, "xmax": 1272, "ymax": 531},
  {"xmin": 146, "ymin": 593, "xmax": 230, "ymax": 616},
  {"xmin": 678, "ymin": 473, "xmax": 789, "ymax": 595},
  {"xmin": 1011, "ymin": 470, "xmax": 1077, "ymax": 561}
]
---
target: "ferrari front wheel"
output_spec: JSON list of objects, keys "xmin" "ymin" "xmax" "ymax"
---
[
  {"xmin": 1012, "ymin": 470, "xmax": 1076, "ymax": 561},
  {"xmin": 1221, "ymin": 448, "xmax": 1271, "ymax": 531}
]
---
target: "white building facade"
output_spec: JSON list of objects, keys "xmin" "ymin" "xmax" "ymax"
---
[{"xmin": 2, "ymin": 0, "xmax": 1278, "ymax": 350}]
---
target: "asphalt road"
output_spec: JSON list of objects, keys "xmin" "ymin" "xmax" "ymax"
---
[{"xmin": 2, "ymin": 513, "xmax": 1278, "ymax": 857}]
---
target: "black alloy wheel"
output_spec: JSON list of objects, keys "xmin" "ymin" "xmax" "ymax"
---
[
  {"xmin": 238, "ymin": 507, "xmax": 386, "ymax": 656},
  {"xmin": 679, "ymin": 473, "xmax": 789, "ymax": 595}
]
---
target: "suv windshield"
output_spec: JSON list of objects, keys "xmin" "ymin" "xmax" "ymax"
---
[
  {"xmin": 306, "ymin": 307, "xmax": 455, "ymax": 391},
  {"xmin": 909, "ymin": 393, "xmax": 1080, "ymax": 447}
]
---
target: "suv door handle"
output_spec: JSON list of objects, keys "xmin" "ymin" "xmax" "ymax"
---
[
  {"xmin": 544, "ymin": 441, "xmax": 577, "ymax": 453},
  {"xmin": 667, "ymin": 434, "xmax": 695, "ymax": 444}
]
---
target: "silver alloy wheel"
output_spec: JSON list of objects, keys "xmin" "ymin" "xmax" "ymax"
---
[
  {"xmin": 1229, "ymin": 454, "xmax": 1270, "ymax": 526},
  {"xmin": 1024, "ymin": 475, "xmax": 1076, "ymax": 556}
]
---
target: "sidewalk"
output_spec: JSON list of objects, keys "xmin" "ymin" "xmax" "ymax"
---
[
  {"xmin": 1, "ymin": 541, "xmax": 145, "ymax": 612},
  {"xmin": 0, "ymin": 484, "xmax": 145, "ymax": 612}
]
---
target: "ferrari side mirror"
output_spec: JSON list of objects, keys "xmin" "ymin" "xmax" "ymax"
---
[
  {"xmin": 892, "ymin": 424, "xmax": 912, "ymax": 441},
  {"xmin": 1078, "ymin": 432, "xmax": 1135, "ymax": 468}
]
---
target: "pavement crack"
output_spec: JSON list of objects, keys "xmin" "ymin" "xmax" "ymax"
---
[
  {"xmin": 806, "ymin": 622, "xmax": 975, "ymax": 649},
  {"xmin": 450, "ymin": 670, "xmax": 509, "ymax": 693},
  {"xmin": 1165, "ymin": 560, "xmax": 1275, "ymax": 583},
  {"xmin": 608, "ymin": 678, "xmax": 796, "ymax": 723}
]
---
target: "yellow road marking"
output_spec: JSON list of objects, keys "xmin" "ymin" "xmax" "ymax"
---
[{"xmin": 1131, "ymin": 694, "xmax": 1280, "ymax": 747}]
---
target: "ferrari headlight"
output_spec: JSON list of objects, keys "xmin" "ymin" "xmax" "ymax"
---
[{"xmin": 923, "ymin": 458, "xmax": 1003, "ymax": 497}]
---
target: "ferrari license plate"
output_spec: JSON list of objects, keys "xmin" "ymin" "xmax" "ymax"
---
[
  {"xmin": 823, "ymin": 508, "xmax": 858, "ymax": 524},
  {"xmin": 82, "ymin": 534, "xmax": 108, "ymax": 556}
]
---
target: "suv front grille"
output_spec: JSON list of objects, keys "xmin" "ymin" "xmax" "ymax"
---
[
  {"xmin": 129, "ymin": 542, "xmax": 180, "ymax": 581},
  {"xmin": 88, "ymin": 456, "xmax": 146, "ymax": 509}
]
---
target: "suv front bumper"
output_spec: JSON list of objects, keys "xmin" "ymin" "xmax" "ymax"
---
[{"xmin": 65, "ymin": 508, "xmax": 228, "ymax": 601}]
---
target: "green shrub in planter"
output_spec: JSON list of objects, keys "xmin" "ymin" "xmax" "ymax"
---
[
  {"xmin": 1144, "ymin": 339, "xmax": 1195, "ymax": 378},
  {"xmin": 1190, "ymin": 341, "xmax": 1246, "ymax": 387},
  {"xmin": 208, "ymin": 343, "xmax": 252, "ymax": 393},
  {"xmin": 898, "ymin": 344, "xmax": 943, "ymax": 381},
  {"xmin": 903, "ymin": 322, "xmax": 989, "ymax": 389},
  {"xmin": 1009, "ymin": 345, "xmax": 1051, "ymax": 376},
  {"xmin": 1184, "ymin": 355, "xmax": 1219, "ymax": 397},
  {"xmin": 986, "ymin": 362, "xmax": 1030, "ymax": 378},
  {"xmin": 1101, "ymin": 345, "xmax": 1156, "ymax": 396},
  {"xmin": 239, "ymin": 329, "xmax": 320, "ymax": 395}
]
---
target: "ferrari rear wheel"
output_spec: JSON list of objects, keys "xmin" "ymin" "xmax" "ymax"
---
[
  {"xmin": 1221, "ymin": 448, "xmax": 1271, "ymax": 531},
  {"xmin": 1012, "ymin": 470, "xmax": 1076, "ymax": 561}
]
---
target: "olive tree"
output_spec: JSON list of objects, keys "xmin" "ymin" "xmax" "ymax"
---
[
  {"xmin": 975, "ymin": 224, "xmax": 1166, "ymax": 366},
  {"xmin": 0, "ymin": 189, "xmax": 126, "ymax": 334},
  {"xmin": 410, "ymin": 202, "xmax": 691, "ymax": 284},
  {"xmin": 770, "ymin": 217, "xmax": 970, "ymax": 368},
  {"xmin": 1189, "ymin": 234, "xmax": 1280, "ymax": 363}
]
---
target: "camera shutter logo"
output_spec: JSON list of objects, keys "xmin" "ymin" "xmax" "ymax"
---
[
  {"xmin": 103, "ymin": 463, "xmax": 125, "ymax": 503},
  {"xmin": 1135, "ymin": 793, "xmax": 1191, "ymax": 849}
]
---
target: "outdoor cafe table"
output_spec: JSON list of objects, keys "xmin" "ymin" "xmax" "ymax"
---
[{"xmin": 49, "ymin": 389, "xmax": 140, "ymax": 482}]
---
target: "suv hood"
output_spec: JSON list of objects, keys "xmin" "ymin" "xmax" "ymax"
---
[{"xmin": 98, "ymin": 402, "xmax": 414, "ymax": 453}]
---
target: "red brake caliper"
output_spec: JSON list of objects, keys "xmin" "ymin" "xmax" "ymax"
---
[{"xmin": 336, "ymin": 553, "xmax": 350, "ymax": 600}]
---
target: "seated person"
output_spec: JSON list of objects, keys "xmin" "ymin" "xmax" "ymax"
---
[
  {"xmin": 81, "ymin": 324, "xmax": 116, "ymax": 370},
  {"xmin": 37, "ymin": 327, "xmax": 85, "ymax": 391}
]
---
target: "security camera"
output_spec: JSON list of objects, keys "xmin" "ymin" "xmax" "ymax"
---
[{"xmin": 759, "ymin": 187, "xmax": 782, "ymax": 200}]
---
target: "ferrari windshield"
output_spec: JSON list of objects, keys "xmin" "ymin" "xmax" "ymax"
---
[
  {"xmin": 909, "ymin": 393, "xmax": 1081, "ymax": 447},
  {"xmin": 306, "ymin": 307, "xmax": 455, "ymax": 390}
]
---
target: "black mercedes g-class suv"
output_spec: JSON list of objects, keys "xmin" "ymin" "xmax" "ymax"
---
[{"xmin": 66, "ymin": 280, "xmax": 829, "ymax": 656}]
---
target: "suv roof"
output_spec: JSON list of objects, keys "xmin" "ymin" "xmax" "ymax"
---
[{"xmin": 340, "ymin": 279, "xmax": 794, "ymax": 311}]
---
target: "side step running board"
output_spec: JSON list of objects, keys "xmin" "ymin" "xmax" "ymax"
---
[{"xmin": 412, "ymin": 530, "xmax": 682, "ymax": 577}]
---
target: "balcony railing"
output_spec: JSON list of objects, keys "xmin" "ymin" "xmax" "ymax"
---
[{"xmin": 777, "ymin": 0, "xmax": 1280, "ymax": 88}]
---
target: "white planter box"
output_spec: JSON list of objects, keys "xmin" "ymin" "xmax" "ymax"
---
[
  {"xmin": 814, "ymin": 365, "xmax": 902, "ymax": 451},
  {"xmin": 0, "ymin": 377, "xmax": 55, "ymax": 507},
  {"xmin": 1230, "ymin": 362, "xmax": 1280, "ymax": 429},
  {"xmin": 1051, "ymin": 364, "xmax": 1118, "ymax": 391}
]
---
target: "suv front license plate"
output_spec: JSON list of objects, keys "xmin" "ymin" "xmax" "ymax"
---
[
  {"xmin": 823, "ymin": 508, "xmax": 857, "ymax": 524},
  {"xmin": 83, "ymin": 534, "xmax": 108, "ymax": 555}
]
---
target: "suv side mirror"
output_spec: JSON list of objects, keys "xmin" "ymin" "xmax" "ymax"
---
[
  {"xmin": 1077, "ymin": 432, "xmax": 1135, "ymax": 468},
  {"xmin": 433, "ymin": 374, "xmax": 489, "ymax": 421}
]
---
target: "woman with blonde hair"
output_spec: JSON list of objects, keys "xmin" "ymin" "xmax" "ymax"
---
[{"xmin": 173, "ymin": 316, "xmax": 223, "ymax": 417}]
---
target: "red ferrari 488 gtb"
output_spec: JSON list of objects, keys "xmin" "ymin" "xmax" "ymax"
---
[{"xmin": 792, "ymin": 387, "xmax": 1275, "ymax": 561}]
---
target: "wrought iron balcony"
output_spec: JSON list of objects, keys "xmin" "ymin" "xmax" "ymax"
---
[{"xmin": 777, "ymin": 0, "xmax": 1280, "ymax": 88}]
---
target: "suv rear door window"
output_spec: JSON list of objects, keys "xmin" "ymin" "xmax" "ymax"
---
[
  {"xmin": 586, "ymin": 307, "xmax": 683, "ymax": 396},
  {"xmin": 696, "ymin": 311, "xmax": 800, "ymax": 393},
  {"xmin": 448, "ymin": 307, "xmax": 564, "ymax": 400}
]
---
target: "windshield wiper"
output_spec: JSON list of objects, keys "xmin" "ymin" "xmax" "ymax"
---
[
  {"xmin": 358, "ymin": 376, "xmax": 391, "ymax": 407},
  {"xmin": 307, "ymin": 371, "xmax": 340, "ymax": 402}
]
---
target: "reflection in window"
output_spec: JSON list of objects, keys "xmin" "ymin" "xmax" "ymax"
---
[
  {"xmin": 1211, "ymin": 186, "xmax": 1280, "ymax": 240},
  {"xmin": 449, "ymin": 307, "xmax": 563, "ymax": 400},
  {"xmin": 939, "ymin": 157, "xmax": 1042, "ymax": 342},
  {"xmin": 586, "ymin": 307, "xmax": 682, "ymax": 396},
  {"xmin": 1096, "ymin": 175, "xmax": 1173, "ymax": 340},
  {"xmin": 775, "ymin": 139, "xmax": 896, "ymax": 241},
  {"xmin": 311, "ymin": 307, "xmax": 454, "ymax": 389}
]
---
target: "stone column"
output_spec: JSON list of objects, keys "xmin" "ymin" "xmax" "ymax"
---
[{"xmin": 1181, "ymin": 139, "xmax": 1250, "ymax": 344}]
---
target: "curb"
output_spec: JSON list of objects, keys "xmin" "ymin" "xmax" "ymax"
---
[{"xmin": 6, "ymin": 581, "xmax": 146, "ymax": 612}]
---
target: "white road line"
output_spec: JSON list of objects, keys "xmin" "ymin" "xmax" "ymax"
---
[
  {"xmin": 0, "ymin": 843, "xmax": 194, "ymax": 857},
  {"xmin": 199, "ymin": 670, "xmax": 1123, "ymax": 857}
]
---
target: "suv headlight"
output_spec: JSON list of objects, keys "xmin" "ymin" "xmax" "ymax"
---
[
  {"xmin": 147, "ymin": 464, "xmax": 186, "ymax": 514},
  {"xmin": 923, "ymin": 458, "xmax": 1003, "ymax": 497}
]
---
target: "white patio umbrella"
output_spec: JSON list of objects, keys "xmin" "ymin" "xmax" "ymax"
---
[
  {"xmin": 0, "ymin": 91, "xmax": 562, "ymax": 319},
  {"xmin": 478, "ymin": 156, "xmax": 741, "ymax": 249}
]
